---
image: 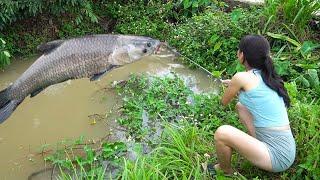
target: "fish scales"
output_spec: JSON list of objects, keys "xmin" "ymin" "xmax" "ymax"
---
[
  {"xmin": 12, "ymin": 37, "xmax": 114, "ymax": 100},
  {"xmin": 0, "ymin": 34, "xmax": 161, "ymax": 123}
]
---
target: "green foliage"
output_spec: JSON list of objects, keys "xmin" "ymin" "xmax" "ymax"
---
[
  {"xmin": 121, "ymin": 123, "xmax": 215, "ymax": 179},
  {"xmin": 0, "ymin": 1, "xmax": 19, "ymax": 28},
  {"xmin": 46, "ymin": 73, "xmax": 320, "ymax": 179},
  {"xmin": 116, "ymin": 74, "xmax": 239, "ymax": 139},
  {"xmin": 108, "ymin": 0, "xmax": 176, "ymax": 40},
  {"xmin": 57, "ymin": 20, "xmax": 104, "ymax": 39},
  {"xmin": 0, "ymin": 0, "xmax": 99, "ymax": 30},
  {"xmin": 168, "ymin": 9, "xmax": 261, "ymax": 76},
  {"xmin": 1, "ymin": 1, "xmax": 318, "ymax": 179},
  {"xmin": 267, "ymin": 32, "xmax": 320, "ymax": 100},
  {"xmin": 108, "ymin": 0, "xmax": 227, "ymax": 40},
  {"xmin": 180, "ymin": 0, "xmax": 212, "ymax": 10},
  {"xmin": 263, "ymin": 0, "xmax": 320, "ymax": 40},
  {"xmin": 175, "ymin": 0, "xmax": 226, "ymax": 17},
  {"xmin": 44, "ymin": 137, "xmax": 127, "ymax": 179},
  {"xmin": 285, "ymin": 81, "xmax": 298, "ymax": 104},
  {"xmin": 102, "ymin": 142, "xmax": 127, "ymax": 163},
  {"xmin": 289, "ymin": 102, "xmax": 320, "ymax": 179},
  {"xmin": 295, "ymin": 69, "xmax": 320, "ymax": 100},
  {"xmin": 267, "ymin": 32, "xmax": 320, "ymax": 60},
  {"xmin": 0, "ymin": 37, "xmax": 11, "ymax": 69}
]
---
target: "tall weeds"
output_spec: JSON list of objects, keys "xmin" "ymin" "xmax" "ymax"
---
[
  {"xmin": 120, "ymin": 123, "xmax": 214, "ymax": 180},
  {"xmin": 264, "ymin": 0, "xmax": 320, "ymax": 40}
]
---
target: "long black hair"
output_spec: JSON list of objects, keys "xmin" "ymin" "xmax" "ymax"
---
[{"xmin": 239, "ymin": 35, "xmax": 291, "ymax": 107}]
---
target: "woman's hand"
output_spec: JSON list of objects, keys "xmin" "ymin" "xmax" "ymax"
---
[{"xmin": 221, "ymin": 79, "xmax": 231, "ymax": 87}]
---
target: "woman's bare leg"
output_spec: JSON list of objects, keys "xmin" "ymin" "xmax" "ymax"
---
[
  {"xmin": 214, "ymin": 125, "xmax": 272, "ymax": 174},
  {"xmin": 236, "ymin": 102, "xmax": 256, "ymax": 137}
]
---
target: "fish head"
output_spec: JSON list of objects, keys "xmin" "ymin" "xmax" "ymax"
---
[
  {"xmin": 126, "ymin": 37, "xmax": 161, "ymax": 60},
  {"xmin": 115, "ymin": 36, "xmax": 161, "ymax": 64}
]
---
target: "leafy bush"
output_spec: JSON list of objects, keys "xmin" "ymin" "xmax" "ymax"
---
[
  {"xmin": 116, "ymin": 74, "xmax": 239, "ymax": 138},
  {"xmin": 0, "ymin": 0, "xmax": 99, "ymax": 30},
  {"xmin": 0, "ymin": 38, "xmax": 11, "ymax": 69},
  {"xmin": 288, "ymin": 102, "xmax": 320, "ymax": 179},
  {"xmin": 44, "ymin": 138, "xmax": 127, "ymax": 179},
  {"xmin": 267, "ymin": 32, "xmax": 320, "ymax": 100},
  {"xmin": 174, "ymin": 0, "xmax": 226, "ymax": 17},
  {"xmin": 112, "ymin": 5, "xmax": 262, "ymax": 77},
  {"xmin": 168, "ymin": 9, "xmax": 261, "ymax": 76},
  {"xmin": 107, "ymin": 0, "xmax": 176, "ymax": 40},
  {"xmin": 263, "ymin": 0, "xmax": 320, "ymax": 40}
]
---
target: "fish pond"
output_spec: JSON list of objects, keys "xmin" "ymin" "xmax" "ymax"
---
[{"xmin": 0, "ymin": 55, "xmax": 219, "ymax": 179}]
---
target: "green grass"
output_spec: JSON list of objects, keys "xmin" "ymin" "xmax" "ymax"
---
[
  {"xmin": 0, "ymin": 0, "xmax": 317, "ymax": 178},
  {"xmin": 120, "ymin": 122, "xmax": 214, "ymax": 180},
  {"xmin": 45, "ymin": 74, "xmax": 319, "ymax": 179}
]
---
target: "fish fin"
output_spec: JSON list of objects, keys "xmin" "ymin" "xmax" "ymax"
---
[
  {"xmin": 90, "ymin": 65, "xmax": 120, "ymax": 81},
  {"xmin": 0, "ymin": 100, "xmax": 21, "ymax": 123},
  {"xmin": 37, "ymin": 40, "xmax": 65, "ymax": 54},
  {"xmin": 90, "ymin": 71, "xmax": 107, "ymax": 81},
  {"xmin": 30, "ymin": 87, "xmax": 45, "ymax": 98}
]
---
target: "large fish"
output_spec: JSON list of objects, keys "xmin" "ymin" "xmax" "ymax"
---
[{"xmin": 0, "ymin": 34, "xmax": 161, "ymax": 123}]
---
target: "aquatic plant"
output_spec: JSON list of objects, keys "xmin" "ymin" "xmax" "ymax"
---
[
  {"xmin": 115, "ymin": 74, "xmax": 239, "ymax": 139},
  {"xmin": 44, "ymin": 136, "xmax": 127, "ymax": 179}
]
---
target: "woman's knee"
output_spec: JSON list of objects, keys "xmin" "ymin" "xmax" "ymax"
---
[{"xmin": 214, "ymin": 125, "xmax": 234, "ymax": 142}]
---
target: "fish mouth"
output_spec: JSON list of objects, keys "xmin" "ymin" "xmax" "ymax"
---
[
  {"xmin": 154, "ymin": 42, "xmax": 162, "ymax": 54},
  {"xmin": 155, "ymin": 42, "xmax": 180, "ymax": 57}
]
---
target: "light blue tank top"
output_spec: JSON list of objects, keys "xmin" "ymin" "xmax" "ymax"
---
[{"xmin": 238, "ymin": 69, "xmax": 289, "ymax": 128}]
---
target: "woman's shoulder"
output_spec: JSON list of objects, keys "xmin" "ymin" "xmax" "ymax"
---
[
  {"xmin": 232, "ymin": 71, "xmax": 252, "ymax": 83},
  {"xmin": 232, "ymin": 71, "xmax": 259, "ymax": 90}
]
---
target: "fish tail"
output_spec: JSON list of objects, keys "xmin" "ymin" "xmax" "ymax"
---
[{"xmin": 0, "ymin": 87, "xmax": 21, "ymax": 123}]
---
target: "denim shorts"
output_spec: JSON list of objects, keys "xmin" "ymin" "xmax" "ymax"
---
[{"xmin": 255, "ymin": 127, "xmax": 296, "ymax": 172}]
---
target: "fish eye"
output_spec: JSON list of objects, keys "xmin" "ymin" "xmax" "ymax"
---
[
  {"xmin": 147, "ymin": 42, "xmax": 151, "ymax": 47},
  {"xmin": 142, "ymin": 49, "xmax": 148, "ymax": 53}
]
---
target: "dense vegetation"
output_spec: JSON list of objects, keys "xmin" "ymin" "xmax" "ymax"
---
[{"xmin": 1, "ymin": 0, "xmax": 319, "ymax": 179}]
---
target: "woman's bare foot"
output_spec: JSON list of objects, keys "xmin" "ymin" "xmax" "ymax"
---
[{"xmin": 214, "ymin": 164, "xmax": 234, "ymax": 175}]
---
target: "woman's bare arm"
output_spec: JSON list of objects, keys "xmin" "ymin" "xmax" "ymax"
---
[{"xmin": 221, "ymin": 73, "xmax": 244, "ymax": 106}]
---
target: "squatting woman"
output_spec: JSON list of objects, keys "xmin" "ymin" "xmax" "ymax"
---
[{"xmin": 212, "ymin": 35, "xmax": 296, "ymax": 175}]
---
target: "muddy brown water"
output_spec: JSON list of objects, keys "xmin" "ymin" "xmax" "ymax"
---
[{"xmin": 0, "ymin": 55, "xmax": 219, "ymax": 179}]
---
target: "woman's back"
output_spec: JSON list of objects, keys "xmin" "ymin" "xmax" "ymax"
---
[{"xmin": 238, "ymin": 69, "xmax": 289, "ymax": 128}]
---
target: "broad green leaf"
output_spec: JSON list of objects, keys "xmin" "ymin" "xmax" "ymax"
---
[
  {"xmin": 3, "ymin": 51, "xmax": 10, "ymax": 57},
  {"xmin": 297, "ymin": 75, "xmax": 310, "ymax": 87},
  {"xmin": 267, "ymin": 32, "xmax": 301, "ymax": 48},
  {"xmin": 306, "ymin": 69, "xmax": 319, "ymax": 87},
  {"xmin": 274, "ymin": 45, "xmax": 287, "ymax": 59},
  {"xmin": 212, "ymin": 70, "xmax": 222, "ymax": 78},
  {"xmin": 209, "ymin": 34, "xmax": 219, "ymax": 44},
  {"xmin": 295, "ymin": 63, "xmax": 319, "ymax": 70},
  {"xmin": 284, "ymin": 82, "xmax": 297, "ymax": 103},
  {"xmin": 300, "ymin": 41, "xmax": 320, "ymax": 56},
  {"xmin": 84, "ymin": 146, "xmax": 95, "ymax": 163},
  {"xmin": 231, "ymin": 9, "xmax": 242, "ymax": 22},
  {"xmin": 213, "ymin": 41, "xmax": 223, "ymax": 52},
  {"xmin": 0, "ymin": 38, "xmax": 5, "ymax": 45},
  {"xmin": 274, "ymin": 59, "xmax": 290, "ymax": 76},
  {"xmin": 183, "ymin": 0, "xmax": 192, "ymax": 9},
  {"xmin": 192, "ymin": 1, "xmax": 199, "ymax": 8}
]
